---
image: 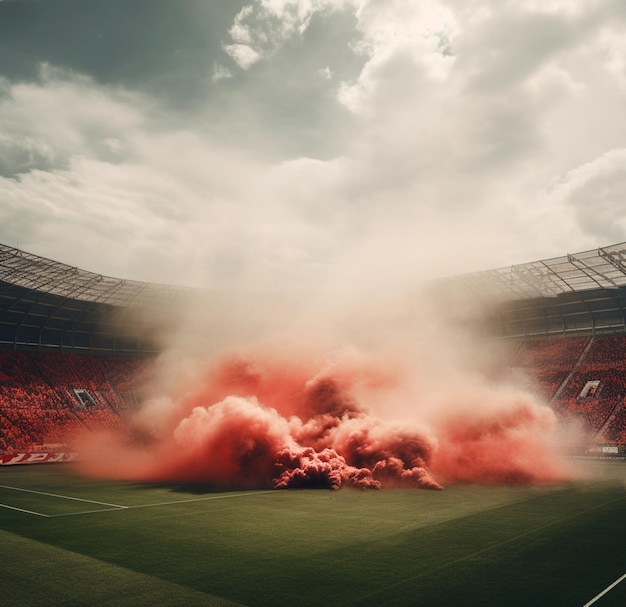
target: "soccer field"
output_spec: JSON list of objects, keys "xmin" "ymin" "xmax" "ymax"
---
[{"xmin": 1, "ymin": 461, "xmax": 625, "ymax": 607}]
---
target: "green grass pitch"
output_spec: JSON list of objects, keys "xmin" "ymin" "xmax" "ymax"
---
[{"xmin": 1, "ymin": 461, "xmax": 625, "ymax": 607}]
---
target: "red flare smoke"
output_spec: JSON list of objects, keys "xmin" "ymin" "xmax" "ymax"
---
[
  {"xmin": 430, "ymin": 395, "xmax": 573, "ymax": 484},
  {"xmin": 77, "ymin": 345, "xmax": 577, "ymax": 489}
]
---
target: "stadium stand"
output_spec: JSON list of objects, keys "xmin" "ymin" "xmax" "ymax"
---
[
  {"xmin": 4, "ymin": 338, "xmax": 626, "ymax": 457},
  {"xmin": 0, "ymin": 350, "xmax": 146, "ymax": 453},
  {"xmin": 508, "ymin": 336, "xmax": 626, "ymax": 448},
  {"xmin": 507, "ymin": 337, "xmax": 590, "ymax": 400},
  {"xmin": 1, "ymin": 241, "xmax": 626, "ymax": 459}
]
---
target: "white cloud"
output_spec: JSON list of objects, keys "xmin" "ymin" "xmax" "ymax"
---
[
  {"xmin": 545, "ymin": 149, "xmax": 626, "ymax": 242},
  {"xmin": 518, "ymin": 0, "xmax": 600, "ymax": 17},
  {"xmin": 595, "ymin": 26, "xmax": 626, "ymax": 93},
  {"xmin": 225, "ymin": 0, "xmax": 459, "ymax": 112},
  {"xmin": 0, "ymin": 69, "xmax": 346, "ymax": 289},
  {"xmin": 222, "ymin": 43, "xmax": 261, "ymax": 69},
  {"xmin": 228, "ymin": 5, "xmax": 255, "ymax": 44},
  {"xmin": 211, "ymin": 63, "xmax": 233, "ymax": 82},
  {"xmin": 0, "ymin": 64, "xmax": 145, "ymax": 165},
  {"xmin": 319, "ymin": 65, "xmax": 333, "ymax": 79},
  {"xmin": 223, "ymin": 0, "xmax": 351, "ymax": 68}
]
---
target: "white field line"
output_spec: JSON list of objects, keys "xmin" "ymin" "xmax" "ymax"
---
[
  {"xmin": 47, "ymin": 489, "xmax": 276, "ymax": 517},
  {"xmin": 124, "ymin": 490, "xmax": 275, "ymax": 510},
  {"xmin": 582, "ymin": 573, "xmax": 626, "ymax": 607},
  {"xmin": 0, "ymin": 502, "xmax": 50, "ymax": 517},
  {"xmin": 0, "ymin": 484, "xmax": 274, "ymax": 518},
  {"xmin": 50, "ymin": 507, "xmax": 135, "ymax": 518},
  {"xmin": 0, "ymin": 484, "xmax": 127, "ymax": 509}
]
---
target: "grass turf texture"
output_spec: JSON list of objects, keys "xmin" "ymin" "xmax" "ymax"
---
[{"xmin": 1, "ymin": 461, "xmax": 625, "ymax": 607}]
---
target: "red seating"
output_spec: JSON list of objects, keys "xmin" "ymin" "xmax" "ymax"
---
[
  {"xmin": 507, "ymin": 338, "xmax": 589, "ymax": 401},
  {"xmin": 0, "ymin": 351, "xmax": 151, "ymax": 453},
  {"xmin": 510, "ymin": 336, "xmax": 626, "ymax": 441},
  {"xmin": 513, "ymin": 337, "xmax": 589, "ymax": 370}
]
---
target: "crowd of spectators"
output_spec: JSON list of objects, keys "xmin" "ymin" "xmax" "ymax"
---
[
  {"xmin": 583, "ymin": 336, "xmax": 626, "ymax": 365},
  {"xmin": 555, "ymin": 395, "xmax": 618, "ymax": 435},
  {"xmin": 98, "ymin": 356, "xmax": 152, "ymax": 409},
  {"xmin": 508, "ymin": 337, "xmax": 589, "ymax": 400},
  {"xmin": 0, "ymin": 351, "xmax": 151, "ymax": 454},
  {"xmin": 488, "ymin": 336, "xmax": 626, "ymax": 442},
  {"xmin": 513, "ymin": 337, "xmax": 590, "ymax": 370}
]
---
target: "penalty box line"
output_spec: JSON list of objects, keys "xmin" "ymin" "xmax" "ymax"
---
[
  {"xmin": 0, "ymin": 486, "xmax": 275, "ymax": 518},
  {"xmin": 0, "ymin": 502, "xmax": 50, "ymax": 517},
  {"xmin": 123, "ymin": 490, "xmax": 275, "ymax": 510},
  {"xmin": 49, "ymin": 489, "xmax": 275, "ymax": 518},
  {"xmin": 48, "ymin": 490, "xmax": 276, "ymax": 517},
  {"xmin": 0, "ymin": 484, "xmax": 128, "ymax": 511}
]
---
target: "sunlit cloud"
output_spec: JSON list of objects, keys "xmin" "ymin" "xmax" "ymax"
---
[{"xmin": 222, "ymin": 43, "xmax": 261, "ymax": 69}]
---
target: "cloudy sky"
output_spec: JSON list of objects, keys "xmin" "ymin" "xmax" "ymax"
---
[{"xmin": 1, "ymin": 0, "xmax": 626, "ymax": 293}]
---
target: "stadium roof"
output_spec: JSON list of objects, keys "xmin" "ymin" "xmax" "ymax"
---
[
  {"xmin": 437, "ymin": 242, "xmax": 626, "ymax": 303},
  {"xmin": 0, "ymin": 243, "xmax": 194, "ymax": 354},
  {"xmin": 5, "ymin": 241, "xmax": 626, "ymax": 309},
  {"xmin": 3, "ymin": 240, "xmax": 626, "ymax": 350},
  {"xmin": 0, "ymin": 243, "xmax": 191, "ymax": 308},
  {"xmin": 431, "ymin": 243, "xmax": 626, "ymax": 339}
]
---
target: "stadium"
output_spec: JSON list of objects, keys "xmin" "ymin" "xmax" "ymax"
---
[{"xmin": 1, "ymin": 241, "xmax": 625, "ymax": 607}]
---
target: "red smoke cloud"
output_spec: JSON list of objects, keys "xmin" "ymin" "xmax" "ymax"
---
[
  {"xmin": 431, "ymin": 393, "xmax": 572, "ymax": 484},
  {"xmin": 77, "ymin": 344, "xmax": 578, "ymax": 490}
]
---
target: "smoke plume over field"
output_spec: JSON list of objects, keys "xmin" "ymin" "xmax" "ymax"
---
[{"xmin": 78, "ymin": 293, "xmax": 581, "ymax": 490}]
